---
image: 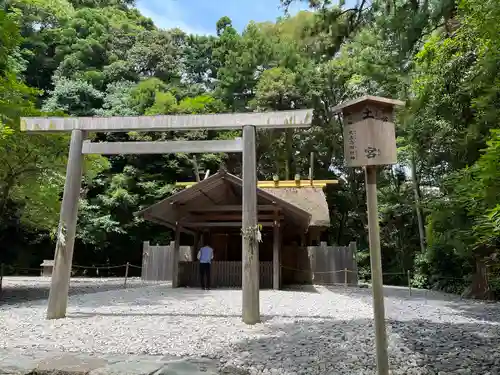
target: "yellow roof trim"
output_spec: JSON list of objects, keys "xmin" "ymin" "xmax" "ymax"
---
[{"xmin": 175, "ymin": 180, "xmax": 338, "ymax": 189}]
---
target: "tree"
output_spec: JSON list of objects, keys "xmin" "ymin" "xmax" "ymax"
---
[
  {"xmin": 43, "ymin": 77, "xmax": 103, "ymax": 115},
  {"xmin": 0, "ymin": 8, "xmax": 63, "ymax": 231},
  {"xmin": 144, "ymin": 91, "xmax": 177, "ymax": 115},
  {"xmin": 97, "ymin": 80, "xmax": 137, "ymax": 116},
  {"xmin": 181, "ymin": 34, "xmax": 218, "ymax": 88},
  {"xmin": 128, "ymin": 78, "xmax": 167, "ymax": 114},
  {"xmin": 407, "ymin": 0, "xmax": 500, "ymax": 296},
  {"xmin": 126, "ymin": 29, "xmax": 185, "ymax": 83},
  {"xmin": 176, "ymin": 94, "xmax": 225, "ymax": 115},
  {"xmin": 0, "ymin": 7, "xmax": 38, "ymax": 136},
  {"xmin": 216, "ymin": 16, "xmax": 233, "ymax": 36}
]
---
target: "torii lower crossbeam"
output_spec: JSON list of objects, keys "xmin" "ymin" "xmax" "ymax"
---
[{"xmin": 82, "ymin": 139, "xmax": 243, "ymax": 154}]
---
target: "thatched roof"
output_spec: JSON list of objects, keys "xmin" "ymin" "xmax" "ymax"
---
[
  {"xmin": 137, "ymin": 170, "xmax": 330, "ymax": 229},
  {"xmin": 261, "ymin": 187, "xmax": 330, "ymax": 227}
]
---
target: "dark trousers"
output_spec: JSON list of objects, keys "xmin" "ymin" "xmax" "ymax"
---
[{"xmin": 199, "ymin": 262, "xmax": 211, "ymax": 289}]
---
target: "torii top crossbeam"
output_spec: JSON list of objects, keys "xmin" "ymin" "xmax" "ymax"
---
[{"xmin": 20, "ymin": 109, "xmax": 313, "ymax": 132}]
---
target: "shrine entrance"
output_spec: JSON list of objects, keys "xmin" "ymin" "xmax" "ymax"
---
[{"xmin": 136, "ymin": 168, "xmax": 333, "ymax": 289}]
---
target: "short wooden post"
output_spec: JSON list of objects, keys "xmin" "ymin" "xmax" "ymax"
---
[
  {"xmin": 407, "ymin": 270, "xmax": 412, "ymax": 297},
  {"xmin": 242, "ymin": 125, "xmax": 260, "ymax": 324},
  {"xmin": 344, "ymin": 267, "xmax": 348, "ymax": 288},
  {"xmin": 308, "ymin": 151, "xmax": 314, "ymax": 184},
  {"xmin": 0, "ymin": 263, "xmax": 4, "ymax": 293},
  {"xmin": 172, "ymin": 225, "xmax": 181, "ymax": 288},
  {"xmin": 142, "ymin": 241, "xmax": 150, "ymax": 281},
  {"xmin": 349, "ymin": 241, "xmax": 358, "ymax": 285},
  {"xmin": 124, "ymin": 262, "xmax": 130, "ymax": 288},
  {"xmin": 273, "ymin": 220, "xmax": 280, "ymax": 290},
  {"xmin": 46, "ymin": 129, "xmax": 85, "ymax": 320}
]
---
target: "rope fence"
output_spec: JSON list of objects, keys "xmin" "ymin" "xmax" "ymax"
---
[
  {"xmin": 0, "ymin": 261, "xmax": 478, "ymax": 297},
  {"xmin": 280, "ymin": 265, "xmax": 472, "ymax": 296},
  {"xmin": 0, "ymin": 262, "xmax": 152, "ymax": 293},
  {"xmin": 72, "ymin": 264, "xmax": 127, "ymax": 269}
]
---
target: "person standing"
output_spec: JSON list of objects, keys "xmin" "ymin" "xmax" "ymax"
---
[{"xmin": 197, "ymin": 241, "xmax": 214, "ymax": 290}]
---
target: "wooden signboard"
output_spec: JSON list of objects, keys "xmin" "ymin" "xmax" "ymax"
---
[
  {"xmin": 334, "ymin": 96, "xmax": 402, "ymax": 168},
  {"xmin": 344, "ymin": 118, "xmax": 397, "ymax": 167}
]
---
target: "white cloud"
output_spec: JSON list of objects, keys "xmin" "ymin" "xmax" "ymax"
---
[{"xmin": 136, "ymin": 0, "xmax": 214, "ymax": 35}]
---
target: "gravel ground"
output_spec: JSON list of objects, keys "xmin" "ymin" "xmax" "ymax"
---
[
  {"xmin": 1, "ymin": 278, "xmax": 500, "ymax": 375},
  {"xmin": 0, "ymin": 276, "xmax": 150, "ymax": 305}
]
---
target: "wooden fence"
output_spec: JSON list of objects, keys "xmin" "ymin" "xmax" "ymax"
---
[
  {"xmin": 142, "ymin": 240, "xmax": 358, "ymax": 287},
  {"xmin": 178, "ymin": 261, "xmax": 273, "ymax": 288},
  {"xmin": 307, "ymin": 242, "xmax": 358, "ymax": 285},
  {"xmin": 141, "ymin": 241, "xmax": 193, "ymax": 281}
]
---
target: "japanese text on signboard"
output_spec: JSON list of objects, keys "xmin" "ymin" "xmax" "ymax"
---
[{"xmin": 348, "ymin": 128, "xmax": 357, "ymax": 161}]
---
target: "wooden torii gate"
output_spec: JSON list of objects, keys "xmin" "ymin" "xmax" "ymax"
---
[{"xmin": 20, "ymin": 110, "xmax": 312, "ymax": 324}]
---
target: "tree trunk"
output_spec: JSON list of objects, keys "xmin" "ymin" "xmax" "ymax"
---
[
  {"xmin": 336, "ymin": 211, "xmax": 346, "ymax": 245},
  {"xmin": 463, "ymin": 257, "xmax": 494, "ymax": 300},
  {"xmin": 0, "ymin": 176, "xmax": 15, "ymax": 219},
  {"xmin": 411, "ymin": 154, "xmax": 426, "ymax": 253}
]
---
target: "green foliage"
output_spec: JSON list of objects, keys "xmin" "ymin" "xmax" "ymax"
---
[
  {"xmin": 129, "ymin": 78, "xmax": 167, "ymax": 114},
  {"xmin": 250, "ymin": 67, "xmax": 301, "ymax": 111},
  {"xmin": 416, "ymin": 129, "xmax": 500, "ymax": 293},
  {"xmin": 97, "ymin": 80, "xmax": 137, "ymax": 116},
  {"xmin": 0, "ymin": 6, "xmax": 74, "ymax": 234},
  {"xmin": 145, "ymin": 91, "xmax": 177, "ymax": 115},
  {"xmin": 406, "ymin": 0, "xmax": 500, "ymax": 296},
  {"xmin": 176, "ymin": 95, "xmax": 225, "ymax": 114},
  {"xmin": 0, "ymin": 8, "xmax": 38, "ymax": 135},
  {"xmin": 126, "ymin": 29, "xmax": 184, "ymax": 83},
  {"xmin": 143, "ymin": 91, "xmax": 225, "ymax": 115},
  {"xmin": 43, "ymin": 77, "xmax": 103, "ymax": 115},
  {"xmin": 216, "ymin": 16, "xmax": 233, "ymax": 36},
  {"xmin": 0, "ymin": 131, "xmax": 64, "ymax": 229}
]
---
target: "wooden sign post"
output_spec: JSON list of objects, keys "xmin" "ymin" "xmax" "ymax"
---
[
  {"xmin": 20, "ymin": 110, "xmax": 312, "ymax": 323},
  {"xmin": 333, "ymin": 95, "xmax": 404, "ymax": 375}
]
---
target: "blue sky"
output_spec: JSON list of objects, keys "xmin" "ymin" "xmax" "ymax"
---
[{"xmin": 135, "ymin": 0, "xmax": 310, "ymax": 35}]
